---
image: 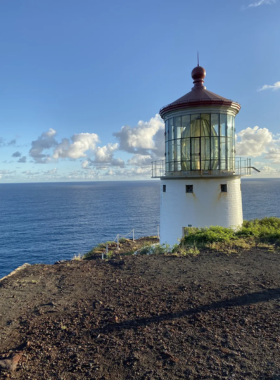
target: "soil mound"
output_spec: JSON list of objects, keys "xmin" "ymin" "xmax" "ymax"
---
[{"xmin": 0, "ymin": 249, "xmax": 280, "ymax": 379}]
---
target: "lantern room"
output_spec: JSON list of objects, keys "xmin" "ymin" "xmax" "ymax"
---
[
  {"xmin": 159, "ymin": 65, "xmax": 242, "ymax": 177},
  {"xmin": 153, "ymin": 64, "xmax": 258, "ymax": 247}
]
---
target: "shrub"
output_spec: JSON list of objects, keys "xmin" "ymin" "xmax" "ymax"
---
[
  {"xmin": 182, "ymin": 226, "xmax": 236, "ymax": 246},
  {"xmin": 178, "ymin": 217, "xmax": 280, "ymax": 253}
]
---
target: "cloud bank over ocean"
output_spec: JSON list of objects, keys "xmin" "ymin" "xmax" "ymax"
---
[{"xmin": 1, "ymin": 113, "xmax": 280, "ymax": 181}]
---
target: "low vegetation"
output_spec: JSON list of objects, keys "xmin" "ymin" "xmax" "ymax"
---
[
  {"xmin": 81, "ymin": 217, "xmax": 280, "ymax": 260},
  {"xmin": 83, "ymin": 236, "xmax": 159, "ymax": 260},
  {"xmin": 179, "ymin": 217, "xmax": 280, "ymax": 254}
]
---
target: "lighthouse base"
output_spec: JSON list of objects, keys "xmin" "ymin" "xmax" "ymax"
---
[{"xmin": 160, "ymin": 176, "xmax": 243, "ymax": 247}]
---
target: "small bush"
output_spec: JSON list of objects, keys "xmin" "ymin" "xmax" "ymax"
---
[
  {"xmin": 178, "ymin": 217, "xmax": 280, "ymax": 254},
  {"xmin": 72, "ymin": 253, "xmax": 83, "ymax": 260},
  {"xmin": 135, "ymin": 243, "xmax": 170, "ymax": 256},
  {"xmin": 106, "ymin": 251, "xmax": 113, "ymax": 259},
  {"xmin": 182, "ymin": 226, "xmax": 236, "ymax": 246}
]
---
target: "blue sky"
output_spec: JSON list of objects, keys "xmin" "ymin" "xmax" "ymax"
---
[{"xmin": 0, "ymin": 0, "xmax": 279, "ymax": 182}]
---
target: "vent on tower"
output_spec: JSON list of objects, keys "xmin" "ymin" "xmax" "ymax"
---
[{"xmin": 221, "ymin": 184, "xmax": 227, "ymax": 192}]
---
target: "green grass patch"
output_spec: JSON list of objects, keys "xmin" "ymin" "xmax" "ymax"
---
[{"xmin": 177, "ymin": 217, "xmax": 280, "ymax": 254}]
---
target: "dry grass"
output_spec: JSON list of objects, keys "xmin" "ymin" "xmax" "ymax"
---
[
  {"xmin": 72, "ymin": 253, "xmax": 83, "ymax": 261},
  {"xmin": 83, "ymin": 237, "xmax": 159, "ymax": 260}
]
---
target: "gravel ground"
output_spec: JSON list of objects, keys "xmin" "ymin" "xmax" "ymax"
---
[{"xmin": 0, "ymin": 249, "xmax": 280, "ymax": 379}]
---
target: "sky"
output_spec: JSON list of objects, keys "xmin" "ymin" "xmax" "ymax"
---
[{"xmin": 0, "ymin": 0, "xmax": 279, "ymax": 182}]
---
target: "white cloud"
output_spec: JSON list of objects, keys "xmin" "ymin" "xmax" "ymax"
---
[
  {"xmin": 252, "ymin": 163, "xmax": 280, "ymax": 174},
  {"xmin": 261, "ymin": 165, "xmax": 280, "ymax": 173},
  {"xmin": 236, "ymin": 126, "xmax": 274, "ymax": 157},
  {"xmin": 105, "ymin": 169, "xmax": 114, "ymax": 176},
  {"xmin": 82, "ymin": 160, "xmax": 89, "ymax": 169},
  {"xmin": 264, "ymin": 148, "xmax": 280, "ymax": 163},
  {"xmin": 44, "ymin": 168, "xmax": 58, "ymax": 175},
  {"xmin": 128, "ymin": 154, "xmax": 153, "ymax": 167},
  {"xmin": 247, "ymin": 0, "xmax": 276, "ymax": 8},
  {"xmin": 0, "ymin": 170, "xmax": 16, "ymax": 175},
  {"xmin": 94, "ymin": 143, "xmax": 124, "ymax": 167},
  {"xmin": 258, "ymin": 81, "xmax": 280, "ymax": 91},
  {"xmin": 67, "ymin": 169, "xmax": 101, "ymax": 180},
  {"xmin": 53, "ymin": 133, "xmax": 99, "ymax": 159},
  {"xmin": 106, "ymin": 166, "xmax": 151, "ymax": 177},
  {"xmin": 22, "ymin": 170, "xmax": 40, "ymax": 176},
  {"xmin": 29, "ymin": 128, "xmax": 57, "ymax": 163},
  {"xmin": 80, "ymin": 143, "xmax": 124, "ymax": 169},
  {"xmin": 114, "ymin": 114, "xmax": 164, "ymax": 157}
]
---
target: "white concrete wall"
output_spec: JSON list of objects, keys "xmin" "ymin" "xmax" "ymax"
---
[{"xmin": 160, "ymin": 176, "xmax": 243, "ymax": 247}]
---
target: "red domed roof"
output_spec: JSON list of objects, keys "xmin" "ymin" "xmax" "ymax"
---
[{"xmin": 159, "ymin": 65, "xmax": 241, "ymax": 118}]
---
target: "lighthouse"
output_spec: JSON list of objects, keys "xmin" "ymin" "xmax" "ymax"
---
[{"xmin": 152, "ymin": 64, "xmax": 253, "ymax": 247}]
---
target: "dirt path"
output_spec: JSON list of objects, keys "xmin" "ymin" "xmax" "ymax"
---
[{"xmin": 0, "ymin": 249, "xmax": 280, "ymax": 379}]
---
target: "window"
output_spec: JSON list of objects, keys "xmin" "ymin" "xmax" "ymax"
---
[
  {"xmin": 221, "ymin": 184, "xmax": 227, "ymax": 192},
  {"xmin": 186, "ymin": 185, "xmax": 193, "ymax": 193},
  {"xmin": 165, "ymin": 113, "xmax": 236, "ymax": 173},
  {"xmin": 163, "ymin": 185, "xmax": 166, "ymax": 193}
]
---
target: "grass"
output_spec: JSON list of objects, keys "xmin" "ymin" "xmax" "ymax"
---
[
  {"xmin": 83, "ymin": 218, "xmax": 280, "ymax": 260},
  {"xmin": 177, "ymin": 217, "xmax": 280, "ymax": 254},
  {"xmin": 134, "ymin": 243, "xmax": 170, "ymax": 256},
  {"xmin": 83, "ymin": 236, "xmax": 159, "ymax": 260},
  {"xmin": 72, "ymin": 253, "xmax": 83, "ymax": 261}
]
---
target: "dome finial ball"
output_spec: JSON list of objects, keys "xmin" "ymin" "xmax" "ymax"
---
[{"xmin": 191, "ymin": 65, "xmax": 206, "ymax": 81}]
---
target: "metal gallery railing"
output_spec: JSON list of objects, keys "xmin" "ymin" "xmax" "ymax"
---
[{"xmin": 151, "ymin": 157, "xmax": 257, "ymax": 178}]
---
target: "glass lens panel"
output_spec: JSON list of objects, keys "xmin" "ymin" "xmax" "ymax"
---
[
  {"xmin": 165, "ymin": 161, "xmax": 169, "ymax": 172},
  {"xmin": 182, "ymin": 115, "xmax": 190, "ymax": 137},
  {"xmin": 175, "ymin": 161, "xmax": 181, "ymax": 171},
  {"xmin": 201, "ymin": 137, "xmax": 210, "ymax": 160},
  {"xmin": 220, "ymin": 160, "xmax": 226, "ymax": 170},
  {"xmin": 165, "ymin": 141, "xmax": 168, "ymax": 160},
  {"xmin": 220, "ymin": 136, "xmax": 226, "ymax": 161},
  {"xmin": 176, "ymin": 139, "xmax": 181, "ymax": 163},
  {"xmin": 220, "ymin": 114, "xmax": 227, "ymax": 136},
  {"xmin": 201, "ymin": 114, "xmax": 210, "ymax": 136},
  {"xmin": 181, "ymin": 138, "xmax": 190, "ymax": 160},
  {"xmin": 227, "ymin": 115, "xmax": 233, "ymax": 138},
  {"xmin": 174, "ymin": 139, "xmax": 177, "ymax": 162},
  {"xmin": 165, "ymin": 121, "xmax": 168, "ymax": 141},
  {"xmin": 211, "ymin": 137, "xmax": 219, "ymax": 169},
  {"xmin": 201, "ymin": 161, "xmax": 211, "ymax": 170},
  {"xmin": 168, "ymin": 140, "xmax": 172, "ymax": 162},
  {"xmin": 191, "ymin": 114, "xmax": 200, "ymax": 137},
  {"xmin": 171, "ymin": 140, "xmax": 175, "ymax": 160},
  {"xmin": 233, "ymin": 117, "xmax": 236, "ymax": 150},
  {"xmin": 174, "ymin": 116, "xmax": 181, "ymax": 140},
  {"xmin": 168, "ymin": 118, "xmax": 174, "ymax": 140},
  {"xmin": 191, "ymin": 138, "xmax": 200, "ymax": 170},
  {"xmin": 181, "ymin": 161, "xmax": 190, "ymax": 171},
  {"xmin": 211, "ymin": 114, "xmax": 219, "ymax": 136},
  {"xmin": 227, "ymin": 137, "xmax": 234, "ymax": 170}
]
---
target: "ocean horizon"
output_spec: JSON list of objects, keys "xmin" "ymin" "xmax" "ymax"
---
[{"xmin": 0, "ymin": 178, "xmax": 279, "ymax": 279}]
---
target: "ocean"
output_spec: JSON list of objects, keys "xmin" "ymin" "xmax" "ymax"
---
[{"xmin": 0, "ymin": 178, "xmax": 279, "ymax": 279}]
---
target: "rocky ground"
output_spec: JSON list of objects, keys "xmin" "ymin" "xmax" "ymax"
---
[{"xmin": 0, "ymin": 246, "xmax": 280, "ymax": 379}]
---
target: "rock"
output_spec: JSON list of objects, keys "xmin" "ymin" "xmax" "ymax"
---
[{"xmin": 0, "ymin": 352, "xmax": 22, "ymax": 372}]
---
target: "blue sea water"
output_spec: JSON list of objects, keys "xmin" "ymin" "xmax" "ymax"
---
[{"xmin": 0, "ymin": 178, "xmax": 279, "ymax": 279}]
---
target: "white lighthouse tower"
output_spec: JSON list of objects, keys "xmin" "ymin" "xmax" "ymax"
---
[{"xmin": 152, "ymin": 64, "xmax": 254, "ymax": 247}]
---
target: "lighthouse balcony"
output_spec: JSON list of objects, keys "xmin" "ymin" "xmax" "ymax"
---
[{"xmin": 151, "ymin": 157, "xmax": 255, "ymax": 178}]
